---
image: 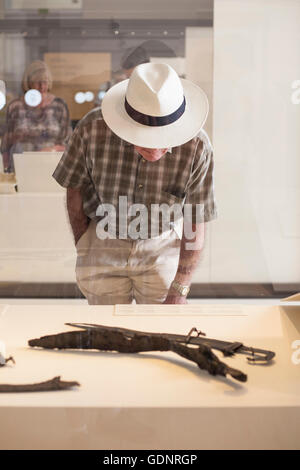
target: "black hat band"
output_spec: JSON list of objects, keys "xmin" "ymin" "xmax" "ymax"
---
[{"xmin": 125, "ymin": 96, "xmax": 186, "ymax": 127}]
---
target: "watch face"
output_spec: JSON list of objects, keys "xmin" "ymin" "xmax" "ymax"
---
[{"xmin": 182, "ymin": 287, "xmax": 189, "ymax": 296}]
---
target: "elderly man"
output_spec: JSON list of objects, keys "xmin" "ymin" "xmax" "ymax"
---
[{"xmin": 53, "ymin": 63, "xmax": 217, "ymax": 305}]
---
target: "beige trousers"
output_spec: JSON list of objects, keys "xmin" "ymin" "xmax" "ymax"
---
[{"xmin": 75, "ymin": 220, "xmax": 181, "ymax": 304}]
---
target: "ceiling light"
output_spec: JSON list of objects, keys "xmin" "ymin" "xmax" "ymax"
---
[
  {"xmin": 85, "ymin": 91, "xmax": 94, "ymax": 102},
  {"xmin": 24, "ymin": 89, "xmax": 42, "ymax": 107},
  {"xmin": 74, "ymin": 92, "xmax": 85, "ymax": 104}
]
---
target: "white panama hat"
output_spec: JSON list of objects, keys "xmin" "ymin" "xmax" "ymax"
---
[{"xmin": 101, "ymin": 62, "xmax": 209, "ymax": 149}]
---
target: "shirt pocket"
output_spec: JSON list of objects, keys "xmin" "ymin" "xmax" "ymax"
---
[
  {"xmin": 159, "ymin": 190, "xmax": 185, "ymax": 207},
  {"xmin": 148, "ymin": 190, "xmax": 185, "ymax": 235}
]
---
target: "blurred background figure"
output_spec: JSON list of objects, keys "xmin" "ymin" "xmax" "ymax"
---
[
  {"xmin": 122, "ymin": 40, "xmax": 177, "ymax": 77},
  {"xmin": 1, "ymin": 60, "xmax": 72, "ymax": 173},
  {"xmin": 94, "ymin": 40, "xmax": 177, "ymax": 108}
]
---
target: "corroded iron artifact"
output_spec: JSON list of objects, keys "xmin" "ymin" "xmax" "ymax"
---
[
  {"xmin": 28, "ymin": 324, "xmax": 254, "ymax": 383},
  {"xmin": 0, "ymin": 356, "xmax": 15, "ymax": 367},
  {"xmin": 67, "ymin": 323, "xmax": 276, "ymax": 363},
  {"xmin": 0, "ymin": 376, "xmax": 80, "ymax": 393}
]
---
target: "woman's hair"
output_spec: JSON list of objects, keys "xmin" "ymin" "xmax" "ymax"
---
[{"xmin": 22, "ymin": 60, "xmax": 53, "ymax": 93}]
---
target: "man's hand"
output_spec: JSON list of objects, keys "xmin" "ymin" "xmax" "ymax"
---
[{"xmin": 163, "ymin": 294, "xmax": 187, "ymax": 304}]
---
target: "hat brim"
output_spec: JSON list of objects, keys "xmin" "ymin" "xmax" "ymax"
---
[{"xmin": 101, "ymin": 78, "xmax": 209, "ymax": 148}]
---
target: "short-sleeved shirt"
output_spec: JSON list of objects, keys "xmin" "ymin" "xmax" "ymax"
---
[{"xmin": 53, "ymin": 108, "xmax": 217, "ymax": 237}]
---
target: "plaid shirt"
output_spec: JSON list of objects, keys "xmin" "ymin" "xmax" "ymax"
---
[{"xmin": 53, "ymin": 108, "xmax": 217, "ymax": 236}]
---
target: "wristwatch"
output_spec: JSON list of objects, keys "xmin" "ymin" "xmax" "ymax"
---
[{"xmin": 171, "ymin": 280, "xmax": 190, "ymax": 297}]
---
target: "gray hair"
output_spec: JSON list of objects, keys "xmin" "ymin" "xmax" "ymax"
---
[{"xmin": 22, "ymin": 60, "xmax": 53, "ymax": 93}]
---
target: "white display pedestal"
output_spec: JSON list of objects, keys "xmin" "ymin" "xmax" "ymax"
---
[{"xmin": 0, "ymin": 303, "xmax": 299, "ymax": 449}]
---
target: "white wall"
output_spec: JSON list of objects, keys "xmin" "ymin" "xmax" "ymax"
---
[
  {"xmin": 186, "ymin": 27, "xmax": 213, "ymax": 140},
  {"xmin": 209, "ymin": 0, "xmax": 300, "ymax": 284}
]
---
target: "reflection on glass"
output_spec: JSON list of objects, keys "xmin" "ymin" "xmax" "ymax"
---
[
  {"xmin": 85, "ymin": 91, "xmax": 94, "ymax": 102},
  {"xmin": 94, "ymin": 40, "xmax": 177, "ymax": 109},
  {"xmin": 74, "ymin": 92, "xmax": 85, "ymax": 104},
  {"xmin": 74, "ymin": 91, "xmax": 96, "ymax": 104},
  {"xmin": 1, "ymin": 60, "xmax": 72, "ymax": 172},
  {"xmin": 0, "ymin": 19, "xmax": 212, "ymax": 296},
  {"xmin": 0, "ymin": 80, "xmax": 6, "ymax": 111},
  {"xmin": 24, "ymin": 89, "xmax": 42, "ymax": 107}
]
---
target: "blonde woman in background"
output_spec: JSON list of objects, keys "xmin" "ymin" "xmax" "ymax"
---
[{"xmin": 1, "ymin": 60, "xmax": 72, "ymax": 172}]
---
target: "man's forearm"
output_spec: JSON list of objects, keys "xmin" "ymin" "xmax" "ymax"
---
[
  {"xmin": 164, "ymin": 223, "xmax": 205, "ymax": 303},
  {"xmin": 175, "ymin": 223, "xmax": 205, "ymax": 283},
  {"xmin": 66, "ymin": 187, "xmax": 89, "ymax": 245}
]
